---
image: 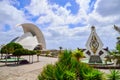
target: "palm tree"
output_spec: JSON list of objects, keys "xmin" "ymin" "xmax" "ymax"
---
[
  {"xmin": 114, "ymin": 54, "xmax": 120, "ymax": 66},
  {"xmin": 114, "ymin": 25, "xmax": 120, "ymax": 33},
  {"xmin": 108, "ymin": 50, "xmax": 120, "ymax": 66},
  {"xmin": 73, "ymin": 49, "xmax": 84, "ymax": 61},
  {"xmin": 114, "ymin": 43, "xmax": 120, "ymax": 66},
  {"xmin": 104, "ymin": 55, "xmax": 112, "ymax": 64},
  {"xmin": 113, "ymin": 25, "xmax": 120, "ymax": 66},
  {"xmin": 59, "ymin": 46, "xmax": 63, "ymax": 54}
]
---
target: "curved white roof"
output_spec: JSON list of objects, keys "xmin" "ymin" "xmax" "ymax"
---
[
  {"xmin": 20, "ymin": 23, "xmax": 46, "ymax": 49},
  {"xmin": 12, "ymin": 23, "xmax": 46, "ymax": 50}
]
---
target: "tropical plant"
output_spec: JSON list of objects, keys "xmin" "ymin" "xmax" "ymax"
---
[
  {"xmin": 38, "ymin": 64, "xmax": 55, "ymax": 80},
  {"xmin": 114, "ymin": 25, "xmax": 120, "ymax": 34},
  {"xmin": 59, "ymin": 46, "xmax": 63, "ymax": 54},
  {"xmin": 59, "ymin": 46, "xmax": 63, "ymax": 50},
  {"xmin": 107, "ymin": 69, "xmax": 120, "ymax": 80},
  {"xmin": 84, "ymin": 69, "xmax": 103, "ymax": 80},
  {"xmin": 38, "ymin": 50, "xmax": 104, "ymax": 80},
  {"xmin": 58, "ymin": 50, "xmax": 73, "ymax": 65},
  {"xmin": 113, "ymin": 25, "xmax": 120, "ymax": 65},
  {"xmin": 73, "ymin": 49, "xmax": 84, "ymax": 61},
  {"xmin": 110, "ymin": 44, "xmax": 120, "ymax": 66},
  {"xmin": 63, "ymin": 70, "xmax": 76, "ymax": 80},
  {"xmin": 114, "ymin": 54, "xmax": 120, "ymax": 66},
  {"xmin": 107, "ymin": 43, "xmax": 120, "ymax": 66},
  {"xmin": 116, "ymin": 44, "xmax": 120, "ymax": 53},
  {"xmin": 104, "ymin": 55, "xmax": 112, "ymax": 64}
]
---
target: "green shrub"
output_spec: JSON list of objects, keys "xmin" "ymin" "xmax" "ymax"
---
[
  {"xmin": 13, "ymin": 49, "xmax": 36, "ymax": 56},
  {"xmin": 29, "ymin": 50, "xmax": 36, "ymax": 55},
  {"xmin": 84, "ymin": 69, "xmax": 103, "ymax": 80},
  {"xmin": 107, "ymin": 69, "xmax": 120, "ymax": 80},
  {"xmin": 38, "ymin": 50, "xmax": 104, "ymax": 80},
  {"xmin": 13, "ymin": 49, "xmax": 24, "ymax": 56},
  {"xmin": 1, "ymin": 42, "xmax": 23, "ymax": 54},
  {"xmin": 38, "ymin": 64, "xmax": 55, "ymax": 80},
  {"xmin": 58, "ymin": 50, "xmax": 72, "ymax": 66},
  {"xmin": 63, "ymin": 70, "xmax": 76, "ymax": 80}
]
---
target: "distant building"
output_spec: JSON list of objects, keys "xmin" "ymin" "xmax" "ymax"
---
[{"xmin": 11, "ymin": 23, "xmax": 46, "ymax": 50}]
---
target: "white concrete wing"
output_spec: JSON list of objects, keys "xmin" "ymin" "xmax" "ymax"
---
[{"xmin": 13, "ymin": 23, "xmax": 46, "ymax": 50}]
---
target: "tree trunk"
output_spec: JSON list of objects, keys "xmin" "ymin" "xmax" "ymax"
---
[
  {"xmin": 17, "ymin": 56, "xmax": 20, "ymax": 64},
  {"xmin": 5, "ymin": 54, "xmax": 7, "ymax": 65},
  {"xmin": 1, "ymin": 53, "xmax": 3, "ymax": 59},
  {"xmin": 29, "ymin": 55, "xmax": 30, "ymax": 63},
  {"xmin": 77, "ymin": 58, "xmax": 80, "ymax": 62},
  {"xmin": 37, "ymin": 55, "xmax": 39, "ymax": 62},
  {"xmin": 15, "ymin": 56, "xmax": 17, "ymax": 64},
  {"xmin": 32, "ymin": 55, "xmax": 33, "ymax": 63},
  {"xmin": 0, "ymin": 50, "xmax": 1, "ymax": 59}
]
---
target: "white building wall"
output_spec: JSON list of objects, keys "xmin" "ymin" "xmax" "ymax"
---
[{"xmin": 17, "ymin": 33, "xmax": 39, "ymax": 50}]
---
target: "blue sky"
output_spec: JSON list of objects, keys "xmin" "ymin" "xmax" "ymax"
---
[
  {"xmin": 49, "ymin": 0, "xmax": 80, "ymax": 14},
  {"xmin": 0, "ymin": 0, "xmax": 120, "ymax": 50}
]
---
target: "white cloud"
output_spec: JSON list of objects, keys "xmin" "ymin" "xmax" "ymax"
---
[
  {"xmin": 42, "ymin": 25, "xmax": 91, "ymax": 49},
  {"xmin": 76, "ymin": 0, "xmax": 90, "ymax": 12},
  {"xmin": 88, "ymin": 0, "xmax": 120, "ymax": 26},
  {"xmin": 26, "ymin": 0, "xmax": 50, "ymax": 16},
  {"xmin": 0, "ymin": 27, "xmax": 23, "ymax": 44},
  {"xmin": 88, "ymin": 12, "xmax": 120, "ymax": 27},
  {"xmin": 95, "ymin": 0, "xmax": 120, "ymax": 17},
  {"xmin": 86, "ymin": 0, "xmax": 120, "ymax": 49},
  {"xmin": 0, "ymin": 0, "xmax": 27, "ymax": 30},
  {"xmin": 64, "ymin": 2, "xmax": 71, "ymax": 8},
  {"xmin": 26, "ymin": 0, "xmax": 87, "ymax": 26},
  {"xmin": 26, "ymin": 0, "xmax": 119, "ymax": 49},
  {"xmin": 1, "ymin": 0, "xmax": 120, "ymax": 50},
  {"xmin": 0, "ymin": 0, "xmax": 28, "ymax": 45}
]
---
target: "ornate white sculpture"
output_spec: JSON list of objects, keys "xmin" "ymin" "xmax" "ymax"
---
[
  {"xmin": 84, "ymin": 26, "xmax": 108, "ymax": 63},
  {"xmin": 86, "ymin": 26, "xmax": 103, "ymax": 55}
]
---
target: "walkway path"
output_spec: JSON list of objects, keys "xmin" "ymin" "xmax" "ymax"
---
[
  {"xmin": 0, "ymin": 56, "xmax": 119, "ymax": 80},
  {"xmin": 0, "ymin": 56, "xmax": 58, "ymax": 80}
]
